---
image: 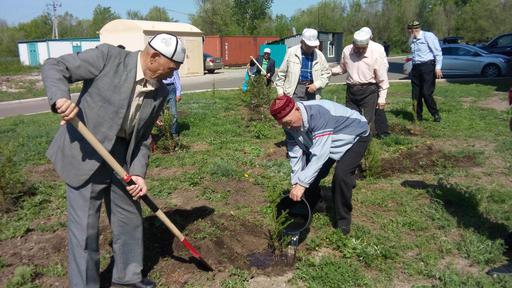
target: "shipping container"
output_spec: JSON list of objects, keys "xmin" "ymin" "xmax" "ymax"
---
[{"xmin": 204, "ymin": 35, "xmax": 280, "ymax": 66}]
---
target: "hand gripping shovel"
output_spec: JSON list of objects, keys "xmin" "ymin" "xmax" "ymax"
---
[{"xmin": 69, "ymin": 117, "xmax": 213, "ymax": 271}]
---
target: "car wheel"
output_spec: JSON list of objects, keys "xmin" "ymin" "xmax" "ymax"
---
[
  {"xmin": 207, "ymin": 69, "xmax": 215, "ymax": 74},
  {"xmin": 481, "ymin": 64, "xmax": 501, "ymax": 78}
]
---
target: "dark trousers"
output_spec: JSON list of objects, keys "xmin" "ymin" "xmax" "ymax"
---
[
  {"xmin": 303, "ymin": 134, "xmax": 371, "ymax": 229},
  {"xmin": 375, "ymin": 108, "xmax": 390, "ymax": 136},
  {"xmin": 411, "ymin": 61, "xmax": 439, "ymax": 118},
  {"xmin": 293, "ymin": 82, "xmax": 316, "ymax": 101},
  {"xmin": 346, "ymin": 84, "xmax": 379, "ymax": 126}
]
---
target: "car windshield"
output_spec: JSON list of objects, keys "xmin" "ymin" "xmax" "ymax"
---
[{"xmin": 204, "ymin": 53, "xmax": 212, "ymax": 57}]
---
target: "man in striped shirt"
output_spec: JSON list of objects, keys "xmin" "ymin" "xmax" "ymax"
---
[{"xmin": 270, "ymin": 96, "xmax": 370, "ymax": 235}]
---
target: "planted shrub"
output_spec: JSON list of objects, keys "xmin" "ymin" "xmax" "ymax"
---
[
  {"xmin": 241, "ymin": 75, "xmax": 274, "ymax": 122},
  {"xmin": 151, "ymin": 106, "xmax": 178, "ymax": 153}
]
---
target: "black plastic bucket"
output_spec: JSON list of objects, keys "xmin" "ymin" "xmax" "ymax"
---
[{"xmin": 276, "ymin": 195, "xmax": 312, "ymax": 235}]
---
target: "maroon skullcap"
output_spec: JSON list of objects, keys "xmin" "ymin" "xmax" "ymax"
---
[{"xmin": 270, "ymin": 95, "xmax": 295, "ymax": 121}]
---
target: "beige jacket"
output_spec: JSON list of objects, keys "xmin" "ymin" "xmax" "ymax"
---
[{"xmin": 275, "ymin": 45, "xmax": 331, "ymax": 99}]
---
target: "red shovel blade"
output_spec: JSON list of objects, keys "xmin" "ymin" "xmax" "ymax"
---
[{"xmin": 182, "ymin": 238, "xmax": 213, "ymax": 271}]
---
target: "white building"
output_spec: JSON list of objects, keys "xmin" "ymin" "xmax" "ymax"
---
[
  {"xmin": 100, "ymin": 19, "xmax": 204, "ymax": 77},
  {"xmin": 17, "ymin": 37, "xmax": 100, "ymax": 66}
]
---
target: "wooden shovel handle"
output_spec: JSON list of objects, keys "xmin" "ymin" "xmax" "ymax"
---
[
  {"xmin": 250, "ymin": 56, "xmax": 265, "ymax": 73},
  {"xmin": 69, "ymin": 117, "xmax": 186, "ymax": 241}
]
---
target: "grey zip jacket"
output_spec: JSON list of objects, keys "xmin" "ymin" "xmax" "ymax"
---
[{"xmin": 285, "ymin": 100, "xmax": 369, "ymax": 187}]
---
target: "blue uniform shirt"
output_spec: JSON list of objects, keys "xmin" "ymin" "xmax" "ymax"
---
[
  {"xmin": 410, "ymin": 31, "xmax": 443, "ymax": 70},
  {"xmin": 162, "ymin": 70, "xmax": 182, "ymax": 96}
]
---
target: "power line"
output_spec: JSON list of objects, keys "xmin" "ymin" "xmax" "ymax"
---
[{"xmin": 165, "ymin": 8, "xmax": 194, "ymax": 17}]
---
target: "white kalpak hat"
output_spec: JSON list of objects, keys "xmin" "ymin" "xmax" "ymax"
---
[
  {"xmin": 264, "ymin": 47, "xmax": 271, "ymax": 53},
  {"xmin": 301, "ymin": 28, "xmax": 320, "ymax": 47},
  {"xmin": 360, "ymin": 27, "xmax": 372, "ymax": 38},
  {"xmin": 148, "ymin": 33, "xmax": 186, "ymax": 63},
  {"xmin": 353, "ymin": 29, "xmax": 371, "ymax": 46}
]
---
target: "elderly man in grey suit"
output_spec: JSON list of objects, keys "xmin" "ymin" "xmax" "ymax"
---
[{"xmin": 42, "ymin": 33, "xmax": 186, "ymax": 288}]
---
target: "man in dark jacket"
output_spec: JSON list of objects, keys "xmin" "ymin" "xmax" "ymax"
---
[{"xmin": 254, "ymin": 47, "xmax": 276, "ymax": 86}]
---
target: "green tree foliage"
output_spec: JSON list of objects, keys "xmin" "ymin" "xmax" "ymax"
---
[
  {"xmin": 0, "ymin": 21, "xmax": 20, "ymax": 57},
  {"xmin": 289, "ymin": 0, "xmax": 345, "ymax": 33},
  {"xmin": 16, "ymin": 13, "xmax": 52, "ymax": 40},
  {"xmin": 145, "ymin": 6, "xmax": 174, "ymax": 22},
  {"xmin": 231, "ymin": 0, "xmax": 273, "ymax": 34},
  {"xmin": 89, "ymin": 5, "xmax": 120, "ymax": 36},
  {"xmin": 1, "ymin": 0, "xmax": 512, "ymax": 58},
  {"xmin": 126, "ymin": 9, "xmax": 145, "ymax": 20},
  {"xmin": 271, "ymin": 14, "xmax": 293, "ymax": 38},
  {"xmin": 190, "ymin": 0, "xmax": 240, "ymax": 35}
]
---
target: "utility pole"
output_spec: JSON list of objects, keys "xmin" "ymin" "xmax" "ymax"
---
[{"xmin": 47, "ymin": 0, "xmax": 61, "ymax": 39}]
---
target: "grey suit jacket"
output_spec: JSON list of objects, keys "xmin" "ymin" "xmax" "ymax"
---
[{"xmin": 42, "ymin": 44, "xmax": 167, "ymax": 187}]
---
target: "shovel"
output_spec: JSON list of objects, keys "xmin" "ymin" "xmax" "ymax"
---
[
  {"xmin": 250, "ymin": 55, "xmax": 274, "ymax": 85},
  {"xmin": 69, "ymin": 117, "xmax": 213, "ymax": 271}
]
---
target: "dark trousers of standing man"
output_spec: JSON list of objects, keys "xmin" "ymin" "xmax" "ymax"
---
[
  {"xmin": 411, "ymin": 60, "xmax": 439, "ymax": 120},
  {"xmin": 346, "ymin": 83, "xmax": 379, "ymax": 127},
  {"xmin": 303, "ymin": 134, "xmax": 371, "ymax": 235},
  {"xmin": 293, "ymin": 81, "xmax": 316, "ymax": 101}
]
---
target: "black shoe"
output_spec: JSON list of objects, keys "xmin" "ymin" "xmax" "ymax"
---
[
  {"xmin": 433, "ymin": 115, "xmax": 441, "ymax": 122},
  {"xmin": 416, "ymin": 115, "xmax": 423, "ymax": 122},
  {"xmin": 376, "ymin": 132, "xmax": 391, "ymax": 139},
  {"xmin": 112, "ymin": 278, "xmax": 156, "ymax": 288},
  {"xmin": 312, "ymin": 199, "xmax": 328, "ymax": 213},
  {"xmin": 487, "ymin": 263, "xmax": 512, "ymax": 277},
  {"xmin": 337, "ymin": 219, "xmax": 351, "ymax": 236}
]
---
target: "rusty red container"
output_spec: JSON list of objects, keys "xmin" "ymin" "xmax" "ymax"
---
[{"xmin": 204, "ymin": 35, "xmax": 279, "ymax": 66}]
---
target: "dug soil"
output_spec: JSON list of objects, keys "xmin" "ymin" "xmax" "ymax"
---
[
  {"xmin": 378, "ymin": 144, "xmax": 478, "ymax": 177},
  {"xmin": 0, "ymin": 176, "xmax": 295, "ymax": 287}
]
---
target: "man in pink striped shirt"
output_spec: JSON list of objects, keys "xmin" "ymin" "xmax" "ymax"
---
[{"xmin": 332, "ymin": 28, "xmax": 389, "ymax": 131}]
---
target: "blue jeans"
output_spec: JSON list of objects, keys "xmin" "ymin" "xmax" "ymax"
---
[{"xmin": 166, "ymin": 84, "xmax": 178, "ymax": 136}]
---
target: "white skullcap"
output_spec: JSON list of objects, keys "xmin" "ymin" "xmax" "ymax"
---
[
  {"xmin": 301, "ymin": 28, "xmax": 320, "ymax": 47},
  {"xmin": 264, "ymin": 47, "xmax": 271, "ymax": 53},
  {"xmin": 353, "ymin": 29, "xmax": 370, "ymax": 46},
  {"xmin": 148, "ymin": 33, "xmax": 186, "ymax": 63},
  {"xmin": 360, "ymin": 27, "xmax": 372, "ymax": 38}
]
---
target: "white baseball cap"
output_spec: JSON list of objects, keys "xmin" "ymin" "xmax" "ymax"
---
[
  {"xmin": 360, "ymin": 27, "xmax": 372, "ymax": 38},
  {"xmin": 301, "ymin": 28, "xmax": 320, "ymax": 47},
  {"xmin": 148, "ymin": 33, "xmax": 186, "ymax": 63},
  {"xmin": 353, "ymin": 29, "xmax": 370, "ymax": 46},
  {"xmin": 264, "ymin": 47, "xmax": 271, "ymax": 54}
]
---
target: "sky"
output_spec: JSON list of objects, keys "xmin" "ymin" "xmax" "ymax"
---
[{"xmin": 0, "ymin": 0, "xmax": 320, "ymax": 25}]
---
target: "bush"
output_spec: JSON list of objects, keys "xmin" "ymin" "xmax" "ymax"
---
[
  {"xmin": 0, "ymin": 145, "xmax": 27, "ymax": 213},
  {"xmin": 151, "ymin": 105, "xmax": 178, "ymax": 153},
  {"xmin": 0, "ymin": 57, "xmax": 39, "ymax": 76},
  {"xmin": 241, "ymin": 75, "xmax": 274, "ymax": 122}
]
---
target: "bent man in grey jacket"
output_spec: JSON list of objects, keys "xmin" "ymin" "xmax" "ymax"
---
[
  {"xmin": 270, "ymin": 96, "xmax": 370, "ymax": 235},
  {"xmin": 42, "ymin": 33, "xmax": 185, "ymax": 288}
]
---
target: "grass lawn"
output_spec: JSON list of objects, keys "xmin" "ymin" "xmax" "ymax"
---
[{"xmin": 1, "ymin": 81, "xmax": 512, "ymax": 287}]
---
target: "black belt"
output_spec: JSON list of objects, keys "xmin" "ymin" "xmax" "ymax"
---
[
  {"xmin": 166, "ymin": 83, "xmax": 175, "ymax": 86},
  {"xmin": 413, "ymin": 60, "xmax": 435, "ymax": 66},
  {"xmin": 347, "ymin": 82, "xmax": 378, "ymax": 88},
  {"xmin": 298, "ymin": 80, "xmax": 313, "ymax": 85}
]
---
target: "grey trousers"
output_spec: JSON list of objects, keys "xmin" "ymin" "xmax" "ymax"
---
[
  {"xmin": 293, "ymin": 83, "xmax": 316, "ymax": 101},
  {"xmin": 66, "ymin": 138, "xmax": 143, "ymax": 287}
]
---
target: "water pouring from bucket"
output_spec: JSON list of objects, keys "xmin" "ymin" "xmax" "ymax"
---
[{"xmin": 276, "ymin": 195, "xmax": 312, "ymax": 262}]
